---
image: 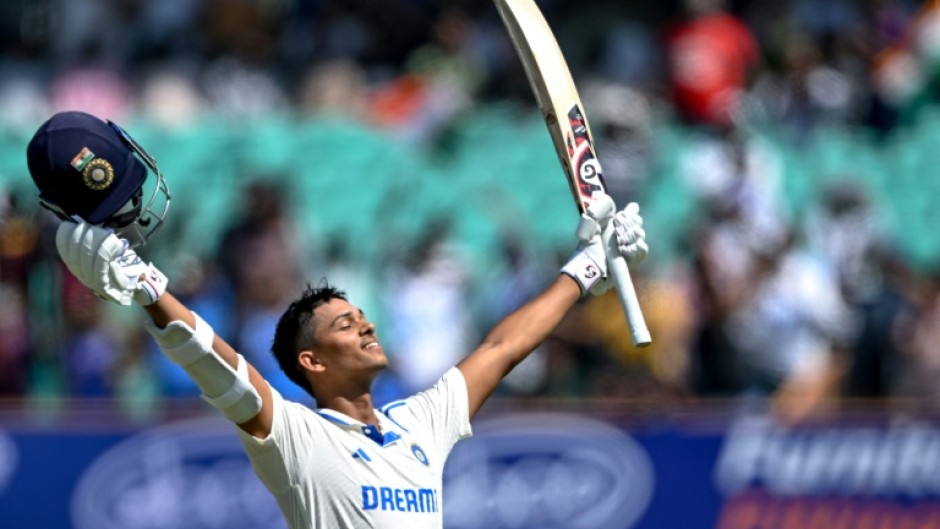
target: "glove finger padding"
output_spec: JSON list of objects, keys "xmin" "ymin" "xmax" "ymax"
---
[
  {"xmin": 98, "ymin": 235, "xmax": 133, "ymax": 303},
  {"xmin": 110, "ymin": 250, "xmax": 143, "ymax": 291},
  {"xmin": 106, "ymin": 261, "xmax": 136, "ymax": 306},
  {"xmin": 613, "ymin": 202, "xmax": 649, "ymax": 265},
  {"xmin": 56, "ymin": 221, "xmax": 109, "ymax": 290},
  {"xmin": 616, "ymin": 225, "xmax": 646, "ymax": 245},
  {"xmin": 81, "ymin": 224, "xmax": 110, "ymax": 284},
  {"xmin": 55, "ymin": 221, "xmax": 136, "ymax": 305},
  {"xmin": 620, "ymin": 202, "xmax": 642, "ymax": 224},
  {"xmin": 622, "ymin": 239, "xmax": 649, "ymax": 265},
  {"xmin": 110, "ymin": 250, "xmax": 168, "ymax": 306}
]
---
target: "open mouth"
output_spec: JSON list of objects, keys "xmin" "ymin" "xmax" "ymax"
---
[{"xmin": 362, "ymin": 342, "xmax": 380, "ymax": 350}]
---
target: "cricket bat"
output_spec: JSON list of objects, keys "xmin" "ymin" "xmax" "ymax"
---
[{"xmin": 494, "ymin": 0, "xmax": 652, "ymax": 346}]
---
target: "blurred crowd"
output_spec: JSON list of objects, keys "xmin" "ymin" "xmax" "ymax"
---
[{"xmin": 2, "ymin": 0, "xmax": 940, "ymax": 424}]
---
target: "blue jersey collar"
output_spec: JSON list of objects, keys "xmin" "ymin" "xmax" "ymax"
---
[{"xmin": 316, "ymin": 408, "xmax": 402, "ymax": 446}]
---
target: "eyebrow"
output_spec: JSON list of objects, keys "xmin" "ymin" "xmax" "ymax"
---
[{"xmin": 330, "ymin": 310, "xmax": 365, "ymax": 328}]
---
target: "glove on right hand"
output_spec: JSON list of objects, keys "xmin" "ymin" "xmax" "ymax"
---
[
  {"xmin": 612, "ymin": 202, "xmax": 649, "ymax": 266},
  {"xmin": 55, "ymin": 220, "xmax": 167, "ymax": 306}
]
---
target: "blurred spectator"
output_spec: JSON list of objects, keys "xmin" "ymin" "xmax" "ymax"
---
[
  {"xmin": 373, "ymin": 8, "xmax": 487, "ymax": 146},
  {"xmin": 217, "ymin": 180, "xmax": 305, "ymax": 306},
  {"xmin": 871, "ymin": 0, "xmax": 940, "ymax": 129},
  {"xmin": 842, "ymin": 249, "xmax": 910, "ymax": 399},
  {"xmin": 135, "ymin": 0, "xmax": 203, "ymax": 60},
  {"xmin": 584, "ymin": 268, "xmax": 697, "ymax": 397},
  {"xmin": 582, "ymin": 81, "xmax": 657, "ymax": 203},
  {"xmin": 51, "ymin": 0, "xmax": 138, "ymax": 66},
  {"xmin": 679, "ymin": 130, "xmax": 784, "ymax": 235},
  {"xmin": 0, "ymin": 193, "xmax": 40, "ymax": 295},
  {"xmin": 384, "ymin": 217, "xmax": 473, "ymax": 394},
  {"xmin": 216, "ymin": 180, "xmax": 309, "ymax": 400},
  {"xmin": 60, "ymin": 272, "xmax": 123, "ymax": 397},
  {"xmin": 801, "ymin": 182, "xmax": 893, "ymax": 399},
  {"xmin": 201, "ymin": 56, "xmax": 289, "ymax": 118},
  {"xmin": 0, "ymin": 283, "xmax": 30, "ymax": 395},
  {"xmin": 50, "ymin": 63, "xmax": 133, "ymax": 122},
  {"xmin": 0, "ymin": 75, "xmax": 51, "ymax": 135},
  {"xmin": 298, "ymin": 60, "xmax": 370, "ymax": 120},
  {"xmin": 0, "ymin": 193, "xmax": 40, "ymax": 394},
  {"xmin": 596, "ymin": 21, "xmax": 662, "ymax": 90},
  {"xmin": 138, "ymin": 67, "xmax": 206, "ymax": 131},
  {"xmin": 751, "ymin": 36, "xmax": 858, "ymax": 139},
  {"xmin": 891, "ymin": 268, "xmax": 940, "ymax": 406},
  {"xmin": 199, "ymin": 0, "xmax": 288, "ymax": 117},
  {"xmin": 665, "ymin": 0, "xmax": 760, "ymax": 129},
  {"xmin": 474, "ymin": 232, "xmax": 552, "ymax": 395},
  {"xmin": 690, "ymin": 200, "xmax": 857, "ymax": 423},
  {"xmin": 805, "ymin": 181, "xmax": 889, "ymax": 305}
]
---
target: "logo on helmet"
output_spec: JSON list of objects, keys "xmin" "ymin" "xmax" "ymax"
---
[
  {"xmin": 82, "ymin": 158, "xmax": 115, "ymax": 191},
  {"xmin": 70, "ymin": 147, "xmax": 95, "ymax": 171}
]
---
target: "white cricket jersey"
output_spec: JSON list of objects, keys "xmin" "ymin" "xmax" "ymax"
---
[{"xmin": 236, "ymin": 367, "xmax": 473, "ymax": 529}]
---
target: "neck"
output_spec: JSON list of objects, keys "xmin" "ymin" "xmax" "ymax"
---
[{"xmin": 318, "ymin": 392, "xmax": 377, "ymax": 425}]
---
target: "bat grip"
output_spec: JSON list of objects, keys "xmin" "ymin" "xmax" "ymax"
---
[{"xmin": 603, "ymin": 222, "xmax": 652, "ymax": 347}]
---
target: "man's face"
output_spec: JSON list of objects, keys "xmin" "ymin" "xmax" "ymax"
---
[{"xmin": 310, "ymin": 298, "xmax": 388, "ymax": 376}]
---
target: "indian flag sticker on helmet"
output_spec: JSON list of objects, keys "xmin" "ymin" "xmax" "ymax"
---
[
  {"xmin": 82, "ymin": 158, "xmax": 114, "ymax": 191},
  {"xmin": 70, "ymin": 147, "xmax": 95, "ymax": 171}
]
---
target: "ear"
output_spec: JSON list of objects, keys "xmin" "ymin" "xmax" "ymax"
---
[{"xmin": 298, "ymin": 350, "xmax": 326, "ymax": 374}]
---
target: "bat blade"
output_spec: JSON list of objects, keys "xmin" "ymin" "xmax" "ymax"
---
[{"xmin": 495, "ymin": 0, "xmax": 652, "ymax": 347}]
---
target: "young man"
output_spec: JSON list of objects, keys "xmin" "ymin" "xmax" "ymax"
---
[{"xmin": 30, "ymin": 111, "xmax": 649, "ymax": 529}]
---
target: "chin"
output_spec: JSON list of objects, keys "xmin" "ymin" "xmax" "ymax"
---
[
  {"xmin": 364, "ymin": 351, "xmax": 388, "ymax": 372},
  {"xmin": 372, "ymin": 346, "xmax": 389, "ymax": 366}
]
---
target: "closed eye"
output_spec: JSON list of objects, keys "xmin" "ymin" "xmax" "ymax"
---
[{"xmin": 330, "ymin": 309, "xmax": 367, "ymax": 332}]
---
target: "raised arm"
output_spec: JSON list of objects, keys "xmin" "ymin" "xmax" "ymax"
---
[
  {"xmin": 55, "ymin": 221, "xmax": 274, "ymax": 438},
  {"xmin": 457, "ymin": 199, "xmax": 648, "ymax": 418},
  {"xmin": 143, "ymin": 293, "xmax": 275, "ymax": 438},
  {"xmin": 457, "ymin": 276, "xmax": 580, "ymax": 417}
]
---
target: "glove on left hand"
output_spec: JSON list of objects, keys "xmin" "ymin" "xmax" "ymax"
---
[{"xmin": 561, "ymin": 196, "xmax": 616, "ymax": 296}]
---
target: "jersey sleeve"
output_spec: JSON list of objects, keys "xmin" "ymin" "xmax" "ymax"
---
[
  {"xmin": 234, "ymin": 385, "xmax": 313, "ymax": 494},
  {"xmin": 382, "ymin": 367, "xmax": 473, "ymax": 459}
]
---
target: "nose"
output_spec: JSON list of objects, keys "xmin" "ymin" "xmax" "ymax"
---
[{"xmin": 360, "ymin": 320, "xmax": 376, "ymax": 335}]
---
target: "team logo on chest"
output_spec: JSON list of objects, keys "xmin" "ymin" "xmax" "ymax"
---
[{"xmin": 411, "ymin": 443, "xmax": 429, "ymax": 467}]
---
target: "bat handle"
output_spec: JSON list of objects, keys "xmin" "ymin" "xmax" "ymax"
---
[{"xmin": 603, "ymin": 222, "xmax": 652, "ymax": 347}]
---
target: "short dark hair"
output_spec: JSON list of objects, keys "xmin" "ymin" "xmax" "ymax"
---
[{"xmin": 271, "ymin": 281, "xmax": 348, "ymax": 398}]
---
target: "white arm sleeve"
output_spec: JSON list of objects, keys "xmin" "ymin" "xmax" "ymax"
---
[{"xmin": 145, "ymin": 313, "xmax": 262, "ymax": 424}]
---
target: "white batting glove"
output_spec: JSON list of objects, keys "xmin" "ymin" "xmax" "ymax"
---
[
  {"xmin": 613, "ymin": 202, "xmax": 648, "ymax": 266},
  {"xmin": 561, "ymin": 196, "xmax": 616, "ymax": 296},
  {"xmin": 118, "ymin": 247, "xmax": 169, "ymax": 306},
  {"xmin": 55, "ymin": 221, "xmax": 168, "ymax": 306}
]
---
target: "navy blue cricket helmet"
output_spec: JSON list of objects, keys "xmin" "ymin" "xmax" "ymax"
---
[{"xmin": 26, "ymin": 111, "xmax": 171, "ymax": 246}]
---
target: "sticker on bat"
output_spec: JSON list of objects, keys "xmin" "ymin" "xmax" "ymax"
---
[{"xmin": 565, "ymin": 105, "xmax": 608, "ymax": 207}]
